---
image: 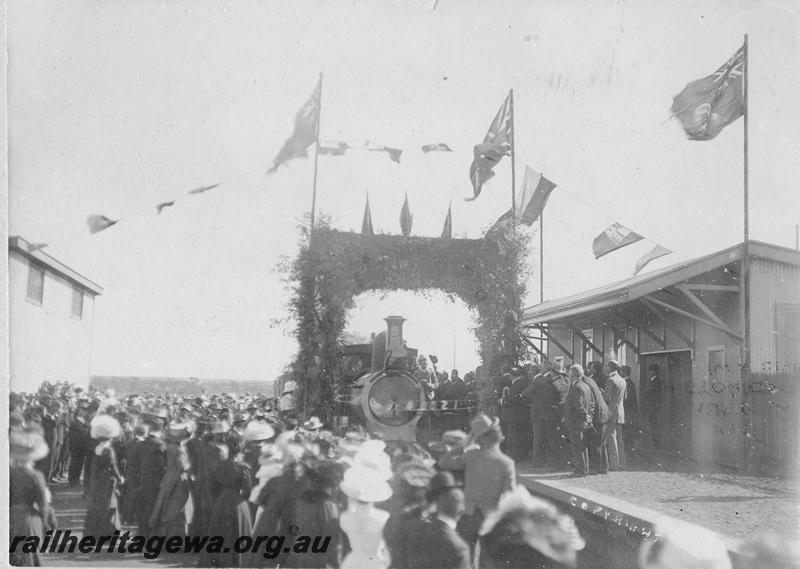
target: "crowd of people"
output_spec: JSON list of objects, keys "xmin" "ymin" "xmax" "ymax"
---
[{"xmin": 9, "ymin": 376, "xmax": 794, "ymax": 569}]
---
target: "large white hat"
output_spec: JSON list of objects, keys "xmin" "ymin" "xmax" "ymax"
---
[
  {"xmin": 243, "ymin": 421, "xmax": 276, "ymax": 442},
  {"xmin": 340, "ymin": 469, "xmax": 393, "ymax": 503},
  {"xmin": 10, "ymin": 428, "xmax": 49, "ymax": 463},
  {"xmin": 90, "ymin": 414, "xmax": 122, "ymax": 439}
]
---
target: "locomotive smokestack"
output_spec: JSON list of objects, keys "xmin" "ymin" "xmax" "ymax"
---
[{"xmin": 384, "ymin": 316, "xmax": 407, "ymax": 361}]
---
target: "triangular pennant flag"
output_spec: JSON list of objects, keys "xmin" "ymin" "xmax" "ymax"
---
[
  {"xmin": 319, "ymin": 141, "xmax": 350, "ymax": 156},
  {"xmin": 593, "ymin": 222, "xmax": 644, "ymax": 259},
  {"xmin": 467, "ymin": 92, "xmax": 512, "ymax": 201},
  {"xmin": 671, "ymin": 44, "xmax": 745, "ymax": 141},
  {"xmin": 400, "ymin": 193, "xmax": 413, "ymax": 236},
  {"xmin": 422, "ymin": 143, "xmax": 453, "ymax": 153},
  {"xmin": 268, "ymin": 78, "xmax": 321, "ymax": 172},
  {"xmin": 441, "ymin": 202, "xmax": 452, "ymax": 239},
  {"xmin": 86, "ymin": 215, "xmax": 118, "ymax": 234},
  {"xmin": 156, "ymin": 200, "xmax": 175, "ymax": 214},
  {"xmin": 188, "ymin": 183, "xmax": 220, "ymax": 195},
  {"xmin": 361, "ymin": 195, "xmax": 374, "ymax": 236},
  {"xmin": 369, "ymin": 146, "xmax": 403, "ymax": 163},
  {"xmin": 634, "ymin": 244, "xmax": 672, "ymax": 275},
  {"xmin": 515, "ymin": 166, "xmax": 557, "ymax": 225}
]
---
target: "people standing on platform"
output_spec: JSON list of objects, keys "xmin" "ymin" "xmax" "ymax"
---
[
  {"xmin": 134, "ymin": 410, "xmax": 168, "ymax": 536},
  {"xmin": 84, "ymin": 414, "xmax": 124, "ymax": 539},
  {"xmin": 67, "ymin": 399, "xmax": 92, "ymax": 487},
  {"xmin": 438, "ymin": 414, "xmax": 515, "ymax": 558},
  {"xmin": 406, "ymin": 471, "xmax": 471, "ymax": 569},
  {"xmin": 621, "ymin": 365, "xmax": 639, "ymax": 459},
  {"xmin": 582, "ymin": 371, "xmax": 610, "ymax": 474},
  {"xmin": 10, "ymin": 427, "xmax": 56, "ymax": 567},
  {"xmin": 564, "ymin": 365, "xmax": 593, "ymax": 477},
  {"xmin": 149, "ymin": 422, "xmax": 194, "ymax": 538},
  {"xmin": 521, "ymin": 365, "xmax": 551, "ymax": 467},
  {"xmin": 603, "ymin": 360, "xmax": 627, "ymax": 471},
  {"xmin": 503, "ymin": 369, "xmax": 533, "ymax": 462},
  {"xmin": 642, "ymin": 364, "xmax": 664, "ymax": 449}
]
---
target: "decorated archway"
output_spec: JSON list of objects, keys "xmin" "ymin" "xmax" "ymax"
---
[{"xmin": 285, "ymin": 221, "xmax": 531, "ymax": 418}]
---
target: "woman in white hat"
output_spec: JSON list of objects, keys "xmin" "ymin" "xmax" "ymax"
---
[
  {"xmin": 10, "ymin": 427, "xmax": 55, "ymax": 566},
  {"xmin": 84, "ymin": 414, "xmax": 124, "ymax": 539},
  {"xmin": 339, "ymin": 442, "xmax": 394, "ymax": 569}
]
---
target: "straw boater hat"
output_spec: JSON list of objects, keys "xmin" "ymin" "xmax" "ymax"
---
[
  {"xmin": 210, "ymin": 420, "xmax": 231, "ymax": 435},
  {"xmin": 90, "ymin": 414, "xmax": 122, "ymax": 439},
  {"xmin": 243, "ymin": 421, "xmax": 276, "ymax": 443},
  {"xmin": 10, "ymin": 428, "xmax": 49, "ymax": 463},
  {"xmin": 470, "ymin": 414, "xmax": 501, "ymax": 438}
]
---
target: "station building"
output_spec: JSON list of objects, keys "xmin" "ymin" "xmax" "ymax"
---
[
  {"xmin": 523, "ymin": 240, "xmax": 800, "ymax": 474},
  {"xmin": 8, "ymin": 236, "xmax": 103, "ymax": 392}
]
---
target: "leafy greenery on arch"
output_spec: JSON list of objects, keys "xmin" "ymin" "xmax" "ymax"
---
[{"xmin": 285, "ymin": 220, "xmax": 532, "ymax": 418}]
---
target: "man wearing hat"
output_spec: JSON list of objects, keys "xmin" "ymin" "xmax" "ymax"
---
[
  {"xmin": 603, "ymin": 360, "xmax": 627, "ymax": 471},
  {"xmin": 439, "ymin": 414, "xmax": 515, "ymax": 556},
  {"xmin": 565, "ymin": 365, "xmax": 594, "ymax": 477},
  {"xmin": 406, "ymin": 471, "xmax": 471, "ymax": 569},
  {"xmin": 133, "ymin": 410, "xmax": 168, "ymax": 536},
  {"xmin": 68, "ymin": 399, "xmax": 92, "ymax": 487}
]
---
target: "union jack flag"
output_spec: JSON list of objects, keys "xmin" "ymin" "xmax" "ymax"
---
[{"xmin": 671, "ymin": 44, "xmax": 746, "ymax": 141}]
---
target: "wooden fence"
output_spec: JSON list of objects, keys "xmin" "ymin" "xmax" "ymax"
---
[{"xmin": 745, "ymin": 372, "xmax": 799, "ymax": 476}]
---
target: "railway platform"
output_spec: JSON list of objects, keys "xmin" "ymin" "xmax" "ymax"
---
[{"xmin": 516, "ymin": 456, "xmax": 799, "ymax": 568}]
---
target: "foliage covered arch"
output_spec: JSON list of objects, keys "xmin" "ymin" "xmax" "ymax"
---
[{"xmin": 286, "ymin": 222, "xmax": 531, "ymax": 418}]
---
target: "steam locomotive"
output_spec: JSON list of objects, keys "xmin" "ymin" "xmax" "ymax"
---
[{"xmin": 337, "ymin": 316, "xmax": 476, "ymax": 441}]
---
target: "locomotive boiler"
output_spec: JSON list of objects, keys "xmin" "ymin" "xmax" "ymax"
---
[{"xmin": 339, "ymin": 316, "xmax": 426, "ymax": 441}]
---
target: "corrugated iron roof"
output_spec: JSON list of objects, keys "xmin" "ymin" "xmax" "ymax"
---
[{"xmin": 523, "ymin": 240, "xmax": 800, "ymax": 324}]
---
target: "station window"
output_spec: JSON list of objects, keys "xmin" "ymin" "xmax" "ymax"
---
[
  {"xmin": 71, "ymin": 287, "xmax": 84, "ymax": 319},
  {"xmin": 26, "ymin": 263, "xmax": 45, "ymax": 305}
]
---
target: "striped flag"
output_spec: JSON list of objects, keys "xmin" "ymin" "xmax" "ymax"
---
[
  {"xmin": 634, "ymin": 244, "xmax": 672, "ymax": 274},
  {"xmin": 441, "ymin": 202, "xmax": 452, "ymax": 239},
  {"xmin": 671, "ymin": 44, "xmax": 745, "ymax": 141},
  {"xmin": 467, "ymin": 92, "xmax": 512, "ymax": 201},
  {"xmin": 268, "ymin": 78, "xmax": 321, "ymax": 172},
  {"xmin": 515, "ymin": 166, "xmax": 557, "ymax": 225},
  {"xmin": 361, "ymin": 195, "xmax": 374, "ymax": 235},
  {"xmin": 593, "ymin": 222, "xmax": 643, "ymax": 259},
  {"xmin": 400, "ymin": 193, "xmax": 413, "ymax": 236}
]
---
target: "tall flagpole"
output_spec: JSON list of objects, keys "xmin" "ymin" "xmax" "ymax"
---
[
  {"xmin": 509, "ymin": 89, "xmax": 516, "ymax": 221},
  {"xmin": 304, "ymin": 72, "xmax": 323, "ymax": 419},
  {"xmin": 539, "ymin": 213, "xmax": 544, "ymax": 303},
  {"xmin": 742, "ymin": 34, "xmax": 752, "ymax": 466},
  {"xmin": 310, "ymin": 72, "xmax": 323, "ymax": 231}
]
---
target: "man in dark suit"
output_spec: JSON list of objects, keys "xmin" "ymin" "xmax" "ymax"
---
[
  {"xmin": 565, "ymin": 365, "xmax": 594, "ymax": 477},
  {"xmin": 503, "ymin": 369, "xmax": 533, "ymax": 461},
  {"xmin": 407, "ymin": 471, "xmax": 471, "ymax": 569},
  {"xmin": 582, "ymin": 372, "xmax": 610, "ymax": 474}
]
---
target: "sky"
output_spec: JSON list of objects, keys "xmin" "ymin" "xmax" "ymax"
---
[{"xmin": 7, "ymin": 0, "xmax": 800, "ymax": 383}]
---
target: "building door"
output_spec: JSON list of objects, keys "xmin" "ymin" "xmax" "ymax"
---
[{"xmin": 640, "ymin": 350, "xmax": 693, "ymax": 455}]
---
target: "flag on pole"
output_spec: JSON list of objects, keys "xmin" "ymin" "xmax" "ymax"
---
[
  {"xmin": 87, "ymin": 215, "xmax": 118, "ymax": 234},
  {"xmin": 671, "ymin": 44, "xmax": 745, "ymax": 141},
  {"xmin": 634, "ymin": 244, "xmax": 672, "ymax": 275},
  {"xmin": 361, "ymin": 195, "xmax": 374, "ymax": 236},
  {"xmin": 515, "ymin": 166, "xmax": 557, "ymax": 225},
  {"xmin": 467, "ymin": 93, "xmax": 512, "ymax": 201},
  {"xmin": 593, "ymin": 222, "xmax": 644, "ymax": 258},
  {"xmin": 441, "ymin": 202, "xmax": 452, "ymax": 239},
  {"xmin": 400, "ymin": 193, "xmax": 413, "ymax": 236},
  {"xmin": 422, "ymin": 143, "xmax": 453, "ymax": 153},
  {"xmin": 268, "ymin": 79, "xmax": 321, "ymax": 172}
]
